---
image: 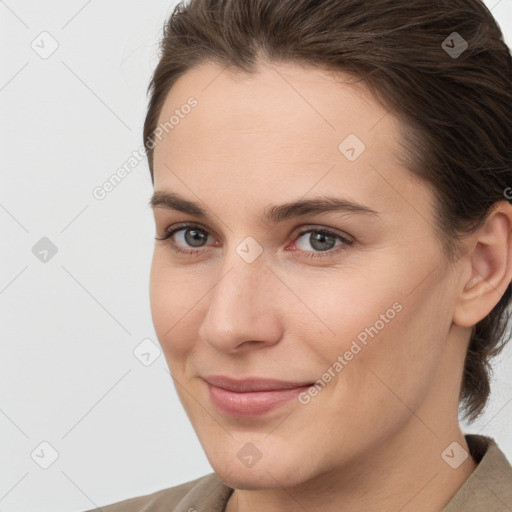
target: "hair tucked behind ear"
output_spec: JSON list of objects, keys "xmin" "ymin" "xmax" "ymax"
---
[{"xmin": 143, "ymin": 0, "xmax": 512, "ymax": 423}]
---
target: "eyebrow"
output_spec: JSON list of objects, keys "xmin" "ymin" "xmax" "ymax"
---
[{"xmin": 148, "ymin": 191, "xmax": 379, "ymax": 224}]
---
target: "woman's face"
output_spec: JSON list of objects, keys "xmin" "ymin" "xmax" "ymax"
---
[{"xmin": 149, "ymin": 61, "xmax": 465, "ymax": 488}]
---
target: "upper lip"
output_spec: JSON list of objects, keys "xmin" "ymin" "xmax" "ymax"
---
[{"xmin": 202, "ymin": 375, "xmax": 314, "ymax": 392}]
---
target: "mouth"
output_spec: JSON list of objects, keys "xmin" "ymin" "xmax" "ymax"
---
[{"xmin": 202, "ymin": 375, "xmax": 314, "ymax": 417}]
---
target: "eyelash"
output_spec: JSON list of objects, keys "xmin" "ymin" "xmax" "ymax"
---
[{"xmin": 155, "ymin": 222, "xmax": 354, "ymax": 260}]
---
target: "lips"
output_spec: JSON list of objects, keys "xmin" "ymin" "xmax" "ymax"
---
[
  {"xmin": 202, "ymin": 375, "xmax": 314, "ymax": 417},
  {"xmin": 202, "ymin": 375, "xmax": 314, "ymax": 392}
]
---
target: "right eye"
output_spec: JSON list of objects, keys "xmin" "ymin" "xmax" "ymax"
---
[{"xmin": 155, "ymin": 223, "xmax": 217, "ymax": 255}]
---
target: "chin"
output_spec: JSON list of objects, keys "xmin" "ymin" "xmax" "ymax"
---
[
  {"xmin": 211, "ymin": 456, "xmax": 312, "ymax": 491},
  {"xmin": 215, "ymin": 467, "xmax": 295, "ymax": 491}
]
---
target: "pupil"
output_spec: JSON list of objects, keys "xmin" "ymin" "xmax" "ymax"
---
[
  {"xmin": 186, "ymin": 228, "xmax": 207, "ymax": 247},
  {"xmin": 311, "ymin": 232, "xmax": 335, "ymax": 251}
]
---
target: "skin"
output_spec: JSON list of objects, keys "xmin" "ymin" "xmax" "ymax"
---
[{"xmin": 148, "ymin": 60, "xmax": 512, "ymax": 512}]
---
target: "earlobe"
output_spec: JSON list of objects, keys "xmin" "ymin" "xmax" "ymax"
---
[{"xmin": 453, "ymin": 202, "xmax": 512, "ymax": 328}]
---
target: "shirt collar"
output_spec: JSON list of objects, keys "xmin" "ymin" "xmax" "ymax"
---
[{"xmin": 442, "ymin": 434, "xmax": 512, "ymax": 511}]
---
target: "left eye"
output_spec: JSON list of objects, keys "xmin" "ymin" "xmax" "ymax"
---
[
  {"xmin": 295, "ymin": 229, "xmax": 347, "ymax": 252},
  {"xmin": 156, "ymin": 224, "xmax": 353, "ymax": 258},
  {"xmin": 172, "ymin": 225, "xmax": 210, "ymax": 248}
]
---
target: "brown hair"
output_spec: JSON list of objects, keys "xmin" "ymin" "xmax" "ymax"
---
[{"xmin": 143, "ymin": 0, "xmax": 512, "ymax": 423}]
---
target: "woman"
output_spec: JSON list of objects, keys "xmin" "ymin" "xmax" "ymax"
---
[{"xmin": 87, "ymin": 0, "xmax": 512, "ymax": 510}]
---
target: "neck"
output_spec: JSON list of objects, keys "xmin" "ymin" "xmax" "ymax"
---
[{"xmin": 225, "ymin": 419, "xmax": 478, "ymax": 512}]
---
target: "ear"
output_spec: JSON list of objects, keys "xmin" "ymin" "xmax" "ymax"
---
[{"xmin": 453, "ymin": 201, "xmax": 512, "ymax": 328}]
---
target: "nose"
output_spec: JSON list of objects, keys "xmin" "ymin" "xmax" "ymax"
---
[{"xmin": 198, "ymin": 250, "xmax": 283, "ymax": 353}]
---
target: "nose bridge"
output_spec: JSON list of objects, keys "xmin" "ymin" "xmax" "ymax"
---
[
  {"xmin": 198, "ymin": 244, "xmax": 281, "ymax": 351},
  {"xmin": 213, "ymin": 233, "xmax": 271, "ymax": 311}
]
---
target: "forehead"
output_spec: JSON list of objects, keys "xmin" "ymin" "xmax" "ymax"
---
[
  {"xmin": 155, "ymin": 60, "xmax": 397, "ymax": 154},
  {"xmin": 152, "ymin": 61, "xmax": 431, "ymax": 222}
]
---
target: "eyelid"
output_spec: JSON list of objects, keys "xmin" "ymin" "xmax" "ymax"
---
[
  {"xmin": 293, "ymin": 225, "xmax": 354, "ymax": 244},
  {"xmin": 156, "ymin": 222, "xmax": 352, "ymax": 244},
  {"xmin": 156, "ymin": 221, "xmax": 212, "ymax": 239}
]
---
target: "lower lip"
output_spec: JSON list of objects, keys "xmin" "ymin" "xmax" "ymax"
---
[{"xmin": 206, "ymin": 382, "xmax": 312, "ymax": 417}]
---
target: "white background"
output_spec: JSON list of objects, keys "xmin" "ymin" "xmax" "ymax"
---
[{"xmin": 1, "ymin": 1, "xmax": 511, "ymax": 511}]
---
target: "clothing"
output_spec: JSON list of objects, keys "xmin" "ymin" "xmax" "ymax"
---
[{"xmin": 84, "ymin": 434, "xmax": 511, "ymax": 511}]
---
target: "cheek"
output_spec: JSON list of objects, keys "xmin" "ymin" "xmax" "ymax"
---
[
  {"xmin": 149, "ymin": 255, "xmax": 200, "ymax": 356},
  {"xmin": 307, "ymin": 265, "xmax": 451, "ymax": 407},
  {"xmin": 288, "ymin": 271, "xmax": 405, "ymax": 359},
  {"xmin": 338, "ymin": 281, "xmax": 452, "ymax": 423}
]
